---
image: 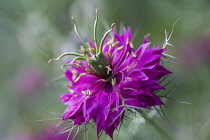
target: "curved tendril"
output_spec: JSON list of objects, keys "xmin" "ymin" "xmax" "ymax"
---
[
  {"xmin": 61, "ymin": 57, "xmax": 86, "ymax": 68},
  {"xmin": 71, "ymin": 16, "xmax": 88, "ymax": 49},
  {"xmin": 94, "ymin": 8, "xmax": 99, "ymax": 53},
  {"xmin": 48, "ymin": 52, "xmax": 84, "ymax": 63},
  {"xmin": 99, "ymin": 23, "xmax": 115, "ymax": 53}
]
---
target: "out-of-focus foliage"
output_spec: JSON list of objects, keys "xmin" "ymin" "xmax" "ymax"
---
[{"xmin": 0, "ymin": 0, "xmax": 210, "ymax": 140}]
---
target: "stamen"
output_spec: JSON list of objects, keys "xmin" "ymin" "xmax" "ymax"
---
[
  {"xmin": 79, "ymin": 73, "xmax": 87, "ymax": 76},
  {"xmin": 68, "ymin": 89, "xmax": 74, "ymax": 93},
  {"xmin": 90, "ymin": 48, "xmax": 96, "ymax": 54},
  {"xmin": 106, "ymin": 52, "xmax": 112, "ymax": 62},
  {"xmin": 108, "ymin": 44, "xmax": 113, "ymax": 52},
  {"xmin": 116, "ymin": 45, "xmax": 124, "ymax": 51},
  {"xmin": 126, "ymin": 77, "xmax": 132, "ymax": 81},
  {"xmin": 105, "ymin": 65, "xmax": 112, "ymax": 75},
  {"xmin": 113, "ymin": 45, "xmax": 124, "ymax": 55},
  {"xmin": 107, "ymin": 37, "xmax": 114, "ymax": 45},
  {"xmin": 66, "ymin": 84, "xmax": 72, "ymax": 87},
  {"xmin": 81, "ymin": 90, "xmax": 86, "ymax": 95},
  {"xmin": 87, "ymin": 90, "xmax": 91, "ymax": 96},
  {"xmin": 112, "ymin": 41, "xmax": 120, "ymax": 47},
  {"xmin": 85, "ymin": 68, "xmax": 92, "ymax": 73},
  {"xmin": 131, "ymin": 52, "xmax": 137, "ymax": 57},
  {"xmin": 74, "ymin": 76, "xmax": 81, "ymax": 83},
  {"xmin": 78, "ymin": 45, "xmax": 86, "ymax": 53},
  {"xmin": 98, "ymin": 65, "xmax": 103, "ymax": 69},
  {"xmin": 129, "ymin": 42, "xmax": 134, "ymax": 48},
  {"xmin": 86, "ymin": 42, "xmax": 94, "ymax": 55},
  {"xmin": 111, "ymin": 78, "xmax": 117, "ymax": 86}
]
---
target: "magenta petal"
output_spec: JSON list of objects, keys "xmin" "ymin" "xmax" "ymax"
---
[
  {"xmin": 143, "ymin": 34, "xmax": 150, "ymax": 44},
  {"xmin": 83, "ymin": 95, "xmax": 98, "ymax": 122},
  {"xmin": 65, "ymin": 70, "xmax": 73, "ymax": 82},
  {"xmin": 128, "ymin": 71, "xmax": 149, "ymax": 81},
  {"xmin": 141, "ymin": 94, "xmax": 164, "ymax": 106},
  {"xmin": 74, "ymin": 112, "xmax": 85, "ymax": 125},
  {"xmin": 62, "ymin": 93, "xmax": 86, "ymax": 119},
  {"xmin": 135, "ymin": 43, "xmax": 150, "ymax": 60},
  {"xmin": 60, "ymin": 93, "xmax": 72, "ymax": 103}
]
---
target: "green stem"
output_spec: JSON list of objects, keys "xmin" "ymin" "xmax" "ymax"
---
[
  {"xmin": 71, "ymin": 16, "xmax": 88, "ymax": 49},
  {"xmin": 94, "ymin": 9, "xmax": 99, "ymax": 53},
  {"xmin": 61, "ymin": 57, "xmax": 86, "ymax": 68},
  {"xmin": 99, "ymin": 23, "xmax": 115, "ymax": 54},
  {"xmin": 48, "ymin": 52, "xmax": 84, "ymax": 63}
]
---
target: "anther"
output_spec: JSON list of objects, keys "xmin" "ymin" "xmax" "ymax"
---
[
  {"xmin": 98, "ymin": 65, "xmax": 103, "ymax": 69},
  {"xmin": 113, "ymin": 46, "xmax": 124, "ymax": 55},
  {"xmin": 82, "ymin": 90, "xmax": 86, "ymax": 95},
  {"xmin": 87, "ymin": 90, "xmax": 91, "ymax": 96},
  {"xmin": 131, "ymin": 52, "xmax": 137, "ymax": 57},
  {"xmin": 106, "ymin": 52, "xmax": 112, "ymax": 62},
  {"xmin": 126, "ymin": 77, "xmax": 132, "ymax": 81},
  {"xmin": 105, "ymin": 65, "xmax": 112, "ymax": 75},
  {"xmin": 112, "ymin": 41, "xmax": 120, "ymax": 47},
  {"xmin": 111, "ymin": 78, "xmax": 117, "ymax": 86},
  {"xmin": 79, "ymin": 73, "xmax": 87, "ymax": 76},
  {"xmin": 74, "ymin": 76, "xmax": 81, "ymax": 83},
  {"xmin": 68, "ymin": 89, "xmax": 74, "ymax": 93},
  {"xmin": 85, "ymin": 68, "xmax": 92, "ymax": 73},
  {"xmin": 129, "ymin": 42, "xmax": 134, "ymax": 48},
  {"xmin": 66, "ymin": 84, "xmax": 72, "ymax": 87}
]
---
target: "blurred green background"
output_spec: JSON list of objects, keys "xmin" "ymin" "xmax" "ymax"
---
[{"xmin": 1, "ymin": 0, "xmax": 210, "ymax": 140}]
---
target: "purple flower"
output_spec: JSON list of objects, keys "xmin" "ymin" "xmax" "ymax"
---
[{"xmin": 49, "ymin": 10, "xmax": 171, "ymax": 139}]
